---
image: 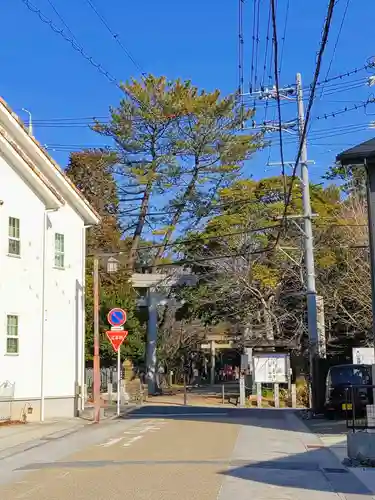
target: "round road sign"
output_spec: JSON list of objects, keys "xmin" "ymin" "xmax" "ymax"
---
[{"xmin": 107, "ymin": 308, "xmax": 127, "ymax": 327}]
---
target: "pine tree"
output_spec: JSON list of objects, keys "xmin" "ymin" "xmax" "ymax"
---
[{"xmin": 94, "ymin": 75, "xmax": 261, "ymax": 270}]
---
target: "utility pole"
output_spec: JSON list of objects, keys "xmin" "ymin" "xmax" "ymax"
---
[
  {"xmin": 93, "ymin": 255, "xmax": 101, "ymax": 423},
  {"xmin": 296, "ymin": 73, "xmax": 320, "ymax": 410}
]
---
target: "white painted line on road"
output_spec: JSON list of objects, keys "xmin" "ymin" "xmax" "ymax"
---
[
  {"xmin": 99, "ymin": 437, "xmax": 124, "ymax": 447},
  {"xmin": 123, "ymin": 435, "xmax": 143, "ymax": 447},
  {"xmin": 57, "ymin": 471, "xmax": 70, "ymax": 478}
]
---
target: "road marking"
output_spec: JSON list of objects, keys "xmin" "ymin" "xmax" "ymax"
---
[
  {"xmin": 99, "ymin": 437, "xmax": 124, "ymax": 447},
  {"xmin": 139, "ymin": 427, "xmax": 159, "ymax": 433},
  {"xmin": 98, "ymin": 419, "xmax": 166, "ymax": 448},
  {"xmin": 57, "ymin": 471, "xmax": 70, "ymax": 478},
  {"xmin": 123, "ymin": 435, "xmax": 143, "ymax": 447}
]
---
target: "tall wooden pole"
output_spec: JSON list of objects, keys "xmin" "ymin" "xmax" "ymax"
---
[{"xmin": 93, "ymin": 255, "xmax": 100, "ymax": 423}]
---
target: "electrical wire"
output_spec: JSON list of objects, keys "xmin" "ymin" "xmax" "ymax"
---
[
  {"xmin": 19, "ymin": 0, "xmax": 176, "ymax": 122},
  {"xmin": 314, "ymin": 97, "xmax": 375, "ymax": 120},
  {"xmin": 274, "ymin": 0, "xmax": 337, "ymax": 248},
  {"xmin": 21, "ymin": 0, "xmax": 119, "ymax": 86},
  {"xmin": 318, "ymin": 0, "xmax": 350, "ymax": 99},
  {"xmin": 84, "ymin": 0, "xmax": 145, "ymax": 74},
  {"xmin": 309, "ymin": 61, "xmax": 374, "ymax": 89},
  {"xmin": 132, "ymin": 223, "xmax": 282, "ymax": 252},
  {"xmin": 261, "ymin": 3, "xmax": 272, "ymax": 88},
  {"xmin": 42, "ymin": 120, "xmax": 372, "ymax": 151},
  {"xmin": 254, "ymin": 0, "xmax": 261, "ymax": 92},
  {"xmin": 238, "ymin": 0, "xmax": 245, "ymax": 126},
  {"xmin": 270, "ymin": 0, "xmax": 287, "ymax": 203},
  {"xmin": 250, "ymin": 0, "xmax": 257, "ymax": 93},
  {"xmin": 278, "ymin": 0, "xmax": 290, "ymax": 76},
  {"xmin": 46, "ymin": 0, "xmax": 81, "ymax": 46}
]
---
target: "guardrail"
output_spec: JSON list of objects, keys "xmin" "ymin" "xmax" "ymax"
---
[{"xmin": 345, "ymin": 384, "xmax": 375, "ymax": 431}]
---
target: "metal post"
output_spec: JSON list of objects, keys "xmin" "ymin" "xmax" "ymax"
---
[
  {"xmin": 274, "ymin": 383, "xmax": 280, "ymax": 408},
  {"xmin": 93, "ymin": 256, "xmax": 100, "ymax": 423},
  {"xmin": 256, "ymin": 382, "xmax": 262, "ymax": 408},
  {"xmin": 147, "ymin": 289, "xmax": 157, "ymax": 395},
  {"xmin": 183, "ymin": 375, "xmax": 187, "ymax": 406},
  {"xmin": 222, "ymin": 384, "xmax": 225, "ymax": 405},
  {"xmin": 210, "ymin": 341, "xmax": 216, "ymax": 384},
  {"xmin": 108, "ymin": 382, "xmax": 113, "ymax": 405},
  {"xmin": 296, "ymin": 73, "xmax": 319, "ymax": 411},
  {"xmin": 239, "ymin": 373, "xmax": 245, "ymax": 407},
  {"xmin": 117, "ymin": 348, "xmax": 121, "ymax": 417}
]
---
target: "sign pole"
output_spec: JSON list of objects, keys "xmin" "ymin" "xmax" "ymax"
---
[
  {"xmin": 93, "ymin": 256, "xmax": 100, "ymax": 424},
  {"xmin": 117, "ymin": 348, "xmax": 121, "ymax": 416},
  {"xmin": 106, "ymin": 308, "xmax": 128, "ymax": 418}
]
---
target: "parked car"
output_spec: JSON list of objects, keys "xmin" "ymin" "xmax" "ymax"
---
[{"xmin": 324, "ymin": 364, "xmax": 373, "ymax": 419}]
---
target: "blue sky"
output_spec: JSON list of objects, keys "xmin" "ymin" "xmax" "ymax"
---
[{"xmin": 2, "ymin": 0, "xmax": 375, "ymax": 185}]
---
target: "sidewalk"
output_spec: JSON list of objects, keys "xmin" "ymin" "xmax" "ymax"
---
[
  {"xmin": 317, "ymin": 425, "xmax": 375, "ymax": 498},
  {"xmin": 0, "ymin": 418, "xmax": 88, "ymax": 460},
  {"xmin": 217, "ymin": 410, "xmax": 373, "ymax": 499}
]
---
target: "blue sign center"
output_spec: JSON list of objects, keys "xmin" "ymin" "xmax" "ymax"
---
[{"xmin": 111, "ymin": 311, "xmax": 124, "ymax": 325}]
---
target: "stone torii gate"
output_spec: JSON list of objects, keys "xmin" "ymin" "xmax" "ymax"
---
[{"xmin": 132, "ymin": 272, "xmax": 195, "ymax": 394}]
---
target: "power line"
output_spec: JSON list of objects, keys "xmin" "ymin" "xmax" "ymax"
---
[
  {"xmin": 42, "ymin": 119, "xmax": 373, "ymax": 152},
  {"xmin": 84, "ymin": 0, "xmax": 145, "ymax": 74},
  {"xmin": 238, "ymin": 0, "xmax": 245, "ymax": 107},
  {"xmin": 270, "ymin": 0, "xmax": 286, "ymax": 203},
  {"xmin": 250, "ymin": 0, "xmax": 257, "ymax": 93},
  {"xmin": 46, "ymin": 0, "xmax": 81, "ymax": 46},
  {"xmin": 314, "ymin": 97, "xmax": 375, "ymax": 120},
  {"xmin": 311, "ymin": 60, "xmax": 374, "ymax": 89},
  {"xmin": 278, "ymin": 0, "xmax": 290, "ymax": 75},
  {"xmin": 19, "ymin": 0, "xmax": 169, "ymax": 121},
  {"xmin": 275, "ymin": 0, "xmax": 337, "ymax": 247},
  {"xmin": 20, "ymin": 0, "xmax": 119, "ymax": 86},
  {"xmin": 261, "ymin": 3, "xmax": 272, "ymax": 88},
  {"xmin": 318, "ymin": 0, "xmax": 350, "ymax": 99},
  {"xmin": 132, "ymin": 223, "xmax": 282, "ymax": 252},
  {"xmin": 254, "ymin": 0, "xmax": 261, "ymax": 92}
]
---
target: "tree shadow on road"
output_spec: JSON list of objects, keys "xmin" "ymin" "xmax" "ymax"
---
[
  {"xmin": 121, "ymin": 405, "xmax": 373, "ymax": 496},
  {"xmin": 218, "ymin": 446, "xmax": 371, "ymax": 496}
]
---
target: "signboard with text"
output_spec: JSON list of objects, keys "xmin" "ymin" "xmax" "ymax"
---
[{"xmin": 106, "ymin": 330, "xmax": 128, "ymax": 353}]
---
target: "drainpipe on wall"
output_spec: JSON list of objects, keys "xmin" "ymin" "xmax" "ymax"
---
[{"xmin": 40, "ymin": 208, "xmax": 58, "ymax": 422}]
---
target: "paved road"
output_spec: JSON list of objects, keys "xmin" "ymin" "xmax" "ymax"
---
[{"xmin": 0, "ymin": 407, "xmax": 371, "ymax": 500}]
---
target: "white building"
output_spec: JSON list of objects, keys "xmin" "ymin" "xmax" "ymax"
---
[{"xmin": 0, "ymin": 98, "xmax": 99, "ymax": 421}]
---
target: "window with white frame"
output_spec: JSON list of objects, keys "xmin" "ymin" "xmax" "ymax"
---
[
  {"xmin": 8, "ymin": 217, "xmax": 20, "ymax": 256},
  {"xmin": 54, "ymin": 233, "xmax": 65, "ymax": 268},
  {"xmin": 6, "ymin": 315, "xmax": 19, "ymax": 354}
]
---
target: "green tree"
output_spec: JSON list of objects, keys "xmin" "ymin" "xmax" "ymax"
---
[
  {"xmin": 66, "ymin": 150, "xmax": 120, "ymax": 252},
  {"xmin": 94, "ymin": 75, "xmax": 261, "ymax": 269},
  {"xmin": 178, "ymin": 176, "xmax": 341, "ymax": 350},
  {"xmin": 65, "ymin": 150, "xmax": 144, "ymax": 364}
]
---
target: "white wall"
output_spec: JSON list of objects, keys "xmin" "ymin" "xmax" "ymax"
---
[
  {"xmin": 0, "ymin": 154, "xmax": 45, "ymax": 398},
  {"xmin": 0, "ymin": 153, "xmax": 85, "ymax": 406},
  {"xmin": 43, "ymin": 204, "xmax": 85, "ymax": 399}
]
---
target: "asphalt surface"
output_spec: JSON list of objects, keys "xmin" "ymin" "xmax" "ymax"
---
[
  {"xmin": 299, "ymin": 415, "xmax": 348, "ymax": 436},
  {"xmin": 0, "ymin": 406, "xmax": 370, "ymax": 500}
]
